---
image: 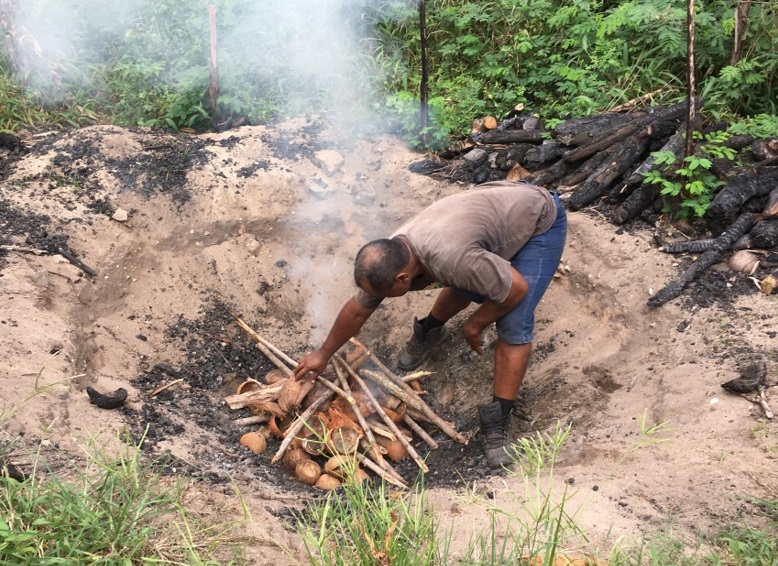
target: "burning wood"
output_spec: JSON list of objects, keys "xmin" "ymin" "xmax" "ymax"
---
[{"xmin": 225, "ymin": 316, "xmax": 468, "ymax": 490}]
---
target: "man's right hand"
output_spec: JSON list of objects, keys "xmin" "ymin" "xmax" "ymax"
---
[{"xmin": 294, "ymin": 351, "xmax": 329, "ymax": 380}]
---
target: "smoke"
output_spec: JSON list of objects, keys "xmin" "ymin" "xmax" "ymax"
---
[{"xmin": 5, "ymin": 0, "xmax": 408, "ymax": 125}]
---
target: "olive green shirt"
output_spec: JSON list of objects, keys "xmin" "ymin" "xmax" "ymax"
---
[{"xmin": 356, "ymin": 180, "xmax": 557, "ymax": 309}]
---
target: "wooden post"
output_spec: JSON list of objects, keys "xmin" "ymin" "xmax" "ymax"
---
[
  {"xmin": 418, "ymin": 0, "xmax": 429, "ymax": 141},
  {"xmin": 681, "ymin": 0, "xmax": 696, "ymax": 205},
  {"xmin": 208, "ymin": 5, "xmax": 219, "ymax": 122}
]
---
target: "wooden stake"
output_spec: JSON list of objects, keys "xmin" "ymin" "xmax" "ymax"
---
[
  {"xmin": 403, "ymin": 414, "xmax": 439, "ymax": 449},
  {"xmin": 208, "ymin": 5, "xmax": 219, "ymax": 120},
  {"xmin": 350, "ymin": 337, "xmax": 467, "ymax": 444},
  {"xmin": 335, "ymin": 355, "xmax": 428, "ymax": 473}
]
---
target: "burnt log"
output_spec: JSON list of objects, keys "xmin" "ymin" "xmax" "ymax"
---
[
  {"xmin": 476, "ymin": 130, "xmax": 544, "ymax": 145},
  {"xmin": 559, "ymin": 145, "xmax": 619, "ymax": 188},
  {"xmin": 725, "ymin": 135, "xmax": 754, "ymax": 151},
  {"xmin": 563, "ymin": 101, "xmax": 688, "ymax": 164},
  {"xmin": 492, "ymin": 144, "xmax": 535, "ymax": 170},
  {"xmin": 620, "ymin": 127, "xmax": 685, "ymax": 189},
  {"xmin": 750, "ymin": 218, "xmax": 778, "ymax": 249},
  {"xmin": 523, "ymin": 142, "xmax": 564, "ymax": 170},
  {"xmin": 753, "ymin": 138, "xmax": 778, "ymax": 162},
  {"xmin": 567, "ymin": 136, "xmax": 650, "ymax": 211},
  {"xmin": 707, "ymin": 170, "xmax": 778, "ymax": 233},
  {"xmin": 524, "ymin": 158, "xmax": 575, "ymax": 187},
  {"xmin": 648, "ymin": 212, "xmax": 759, "ymax": 307},
  {"xmin": 551, "ymin": 113, "xmax": 639, "ymax": 146},
  {"xmin": 611, "ymin": 183, "xmax": 662, "ymax": 225}
]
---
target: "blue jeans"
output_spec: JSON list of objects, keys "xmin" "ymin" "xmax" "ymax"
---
[{"xmin": 452, "ymin": 192, "xmax": 567, "ymax": 344}]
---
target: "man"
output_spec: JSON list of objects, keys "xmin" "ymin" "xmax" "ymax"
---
[{"xmin": 294, "ymin": 180, "xmax": 567, "ymax": 468}]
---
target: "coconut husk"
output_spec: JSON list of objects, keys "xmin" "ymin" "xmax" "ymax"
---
[{"xmin": 278, "ymin": 379, "xmax": 303, "ymax": 413}]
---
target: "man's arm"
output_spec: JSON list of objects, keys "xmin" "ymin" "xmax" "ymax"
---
[
  {"xmin": 461, "ymin": 267, "xmax": 528, "ymax": 355},
  {"xmin": 293, "ymin": 297, "xmax": 376, "ymax": 379}
]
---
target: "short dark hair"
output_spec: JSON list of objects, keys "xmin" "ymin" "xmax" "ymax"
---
[{"xmin": 354, "ymin": 238, "xmax": 409, "ymax": 293}]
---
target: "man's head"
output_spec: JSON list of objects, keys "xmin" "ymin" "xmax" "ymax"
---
[{"xmin": 354, "ymin": 238, "xmax": 412, "ymax": 297}]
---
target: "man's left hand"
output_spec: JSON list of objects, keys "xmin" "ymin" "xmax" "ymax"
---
[{"xmin": 462, "ymin": 320, "xmax": 484, "ymax": 356}]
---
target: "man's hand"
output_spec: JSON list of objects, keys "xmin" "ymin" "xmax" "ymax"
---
[
  {"xmin": 294, "ymin": 351, "xmax": 329, "ymax": 380},
  {"xmin": 462, "ymin": 319, "xmax": 486, "ymax": 356}
]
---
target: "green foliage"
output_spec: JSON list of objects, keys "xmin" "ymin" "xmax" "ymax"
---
[
  {"xmin": 728, "ymin": 114, "xmax": 778, "ymax": 138},
  {"xmin": 644, "ymin": 132, "xmax": 737, "ymax": 219}
]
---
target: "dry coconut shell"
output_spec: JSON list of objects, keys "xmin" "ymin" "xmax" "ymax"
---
[
  {"xmin": 295, "ymin": 459, "xmax": 322, "ymax": 485},
  {"xmin": 728, "ymin": 250, "xmax": 760, "ymax": 274},
  {"xmin": 324, "ymin": 454, "xmax": 359, "ymax": 479},
  {"xmin": 239, "ymin": 431, "xmax": 267, "ymax": 454},
  {"xmin": 282, "ymin": 447, "xmax": 310, "ymax": 472},
  {"xmin": 299, "ymin": 415, "xmax": 329, "ymax": 456},
  {"xmin": 328, "ymin": 426, "xmax": 361, "ymax": 455},
  {"xmin": 760, "ymin": 274, "xmax": 777, "ymax": 295},
  {"xmin": 344, "ymin": 468, "xmax": 370, "ymax": 485},
  {"xmin": 314, "ymin": 473, "xmax": 342, "ymax": 491},
  {"xmin": 376, "ymin": 436, "xmax": 408, "ymax": 462},
  {"xmin": 236, "ymin": 378, "xmax": 262, "ymax": 395},
  {"xmin": 264, "ymin": 368, "xmax": 287, "ymax": 385}
]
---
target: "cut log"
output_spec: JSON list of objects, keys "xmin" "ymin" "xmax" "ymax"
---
[
  {"xmin": 477, "ymin": 130, "xmax": 544, "ymax": 145},
  {"xmin": 567, "ymin": 136, "xmax": 650, "ymax": 211},
  {"xmin": 649, "ymin": 212, "xmax": 759, "ymax": 308}
]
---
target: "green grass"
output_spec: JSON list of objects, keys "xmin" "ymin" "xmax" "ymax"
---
[{"xmin": 0, "ymin": 434, "xmax": 251, "ymax": 564}]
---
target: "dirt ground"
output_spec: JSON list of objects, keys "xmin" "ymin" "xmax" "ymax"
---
[{"xmin": 1, "ymin": 119, "xmax": 777, "ymax": 564}]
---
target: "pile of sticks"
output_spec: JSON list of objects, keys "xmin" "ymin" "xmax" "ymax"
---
[{"xmin": 224, "ymin": 316, "xmax": 468, "ymax": 489}]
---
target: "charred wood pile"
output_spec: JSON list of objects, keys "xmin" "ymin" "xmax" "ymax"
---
[
  {"xmin": 224, "ymin": 316, "xmax": 467, "ymax": 490},
  {"xmin": 413, "ymin": 103, "xmax": 778, "ymax": 306}
]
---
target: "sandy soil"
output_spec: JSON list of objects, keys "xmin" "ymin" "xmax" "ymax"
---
[{"xmin": 1, "ymin": 119, "xmax": 777, "ymax": 564}]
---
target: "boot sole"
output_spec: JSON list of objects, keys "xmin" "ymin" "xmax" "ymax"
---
[{"xmin": 397, "ymin": 326, "xmax": 451, "ymax": 371}]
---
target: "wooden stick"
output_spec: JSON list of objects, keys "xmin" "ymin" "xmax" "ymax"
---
[
  {"xmin": 333, "ymin": 362, "xmax": 384, "ymax": 465},
  {"xmin": 403, "ymin": 415, "xmax": 439, "ymax": 449},
  {"xmin": 356, "ymin": 452, "xmax": 407, "ymax": 488},
  {"xmin": 233, "ymin": 414, "xmax": 271, "ymax": 426},
  {"xmin": 759, "ymin": 387, "xmax": 774, "ymax": 419},
  {"xmin": 349, "ymin": 337, "xmax": 467, "ymax": 444},
  {"xmin": 270, "ymin": 389, "xmax": 335, "ymax": 464},
  {"xmin": 0, "ymin": 244, "xmax": 47, "ymax": 255},
  {"xmin": 360, "ymin": 367, "xmax": 466, "ymax": 445},
  {"xmin": 149, "ymin": 378, "xmax": 183, "ymax": 397},
  {"xmin": 335, "ymin": 355, "xmax": 428, "ymax": 473}
]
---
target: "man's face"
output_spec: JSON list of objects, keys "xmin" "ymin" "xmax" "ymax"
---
[{"xmin": 359, "ymin": 273, "xmax": 411, "ymax": 298}]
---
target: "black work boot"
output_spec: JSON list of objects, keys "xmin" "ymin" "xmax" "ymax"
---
[
  {"xmin": 397, "ymin": 317, "xmax": 450, "ymax": 371},
  {"xmin": 478, "ymin": 400, "xmax": 513, "ymax": 468}
]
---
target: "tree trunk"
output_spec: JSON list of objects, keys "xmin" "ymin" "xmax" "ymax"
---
[{"xmin": 730, "ymin": 0, "xmax": 752, "ymax": 66}]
